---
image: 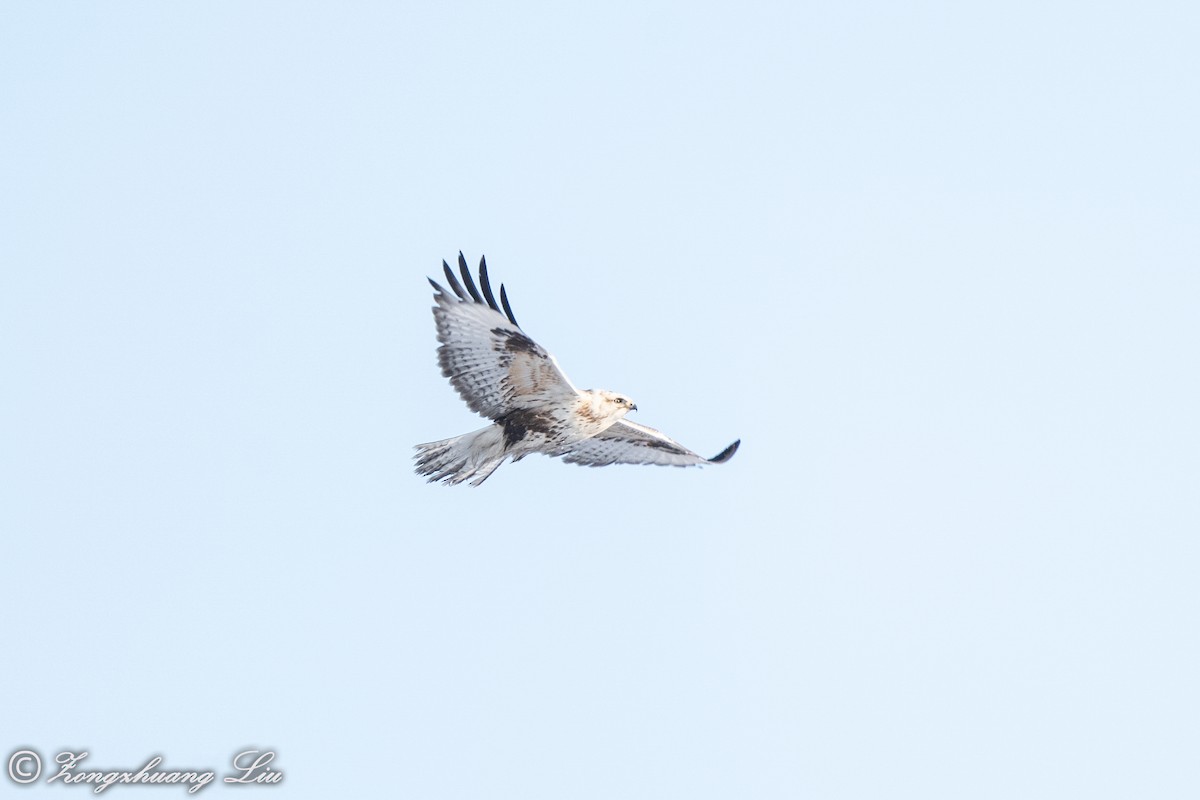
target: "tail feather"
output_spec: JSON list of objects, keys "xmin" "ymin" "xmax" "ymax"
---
[{"xmin": 414, "ymin": 425, "xmax": 508, "ymax": 486}]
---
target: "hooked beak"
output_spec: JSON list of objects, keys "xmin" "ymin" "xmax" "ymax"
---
[{"xmin": 631, "ymin": 404, "xmax": 638, "ymax": 412}]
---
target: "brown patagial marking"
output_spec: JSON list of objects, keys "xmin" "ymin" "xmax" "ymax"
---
[
  {"xmin": 492, "ymin": 327, "xmax": 541, "ymax": 356},
  {"xmin": 493, "ymin": 327, "xmax": 552, "ymax": 396},
  {"xmin": 643, "ymin": 438, "xmax": 686, "ymax": 454}
]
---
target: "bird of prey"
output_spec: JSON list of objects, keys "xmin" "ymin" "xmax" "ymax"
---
[{"xmin": 414, "ymin": 253, "xmax": 740, "ymax": 486}]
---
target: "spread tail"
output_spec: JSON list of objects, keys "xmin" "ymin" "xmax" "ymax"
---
[{"xmin": 413, "ymin": 425, "xmax": 507, "ymax": 486}]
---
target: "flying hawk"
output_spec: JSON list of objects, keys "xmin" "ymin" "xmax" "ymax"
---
[{"xmin": 415, "ymin": 253, "xmax": 740, "ymax": 486}]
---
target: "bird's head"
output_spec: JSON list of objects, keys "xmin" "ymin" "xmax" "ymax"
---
[{"xmin": 596, "ymin": 390, "xmax": 638, "ymax": 416}]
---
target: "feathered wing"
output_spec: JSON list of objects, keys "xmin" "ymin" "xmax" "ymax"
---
[
  {"xmin": 429, "ymin": 253, "xmax": 579, "ymax": 421},
  {"xmin": 559, "ymin": 419, "xmax": 740, "ymax": 468}
]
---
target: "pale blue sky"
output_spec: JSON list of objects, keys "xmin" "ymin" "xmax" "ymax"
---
[{"xmin": 2, "ymin": 2, "xmax": 1198, "ymax": 798}]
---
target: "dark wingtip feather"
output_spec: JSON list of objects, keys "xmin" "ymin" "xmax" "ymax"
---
[
  {"xmin": 442, "ymin": 260, "xmax": 467, "ymax": 300},
  {"xmin": 458, "ymin": 251, "xmax": 484, "ymax": 303},
  {"xmin": 428, "ymin": 276, "xmax": 446, "ymax": 294},
  {"xmin": 500, "ymin": 284, "xmax": 520, "ymax": 328},
  {"xmin": 478, "ymin": 255, "xmax": 502, "ymax": 313},
  {"xmin": 708, "ymin": 439, "xmax": 740, "ymax": 464},
  {"xmin": 435, "ymin": 252, "xmax": 520, "ymax": 326}
]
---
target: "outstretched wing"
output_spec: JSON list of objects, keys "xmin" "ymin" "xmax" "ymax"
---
[
  {"xmin": 429, "ymin": 253, "xmax": 579, "ymax": 421},
  {"xmin": 559, "ymin": 419, "xmax": 740, "ymax": 468}
]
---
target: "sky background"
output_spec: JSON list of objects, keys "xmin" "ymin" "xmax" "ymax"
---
[{"xmin": 2, "ymin": 2, "xmax": 1198, "ymax": 798}]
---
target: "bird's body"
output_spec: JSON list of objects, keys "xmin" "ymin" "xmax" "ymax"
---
[{"xmin": 415, "ymin": 254, "xmax": 739, "ymax": 486}]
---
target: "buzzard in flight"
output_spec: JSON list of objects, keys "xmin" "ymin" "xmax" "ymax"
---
[{"xmin": 415, "ymin": 253, "xmax": 740, "ymax": 485}]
